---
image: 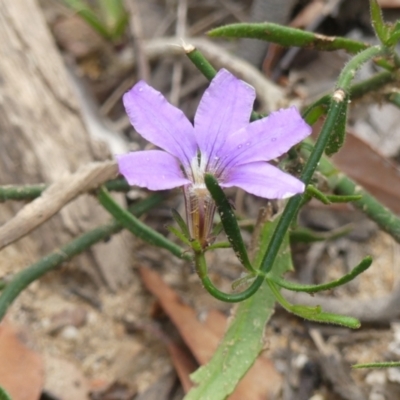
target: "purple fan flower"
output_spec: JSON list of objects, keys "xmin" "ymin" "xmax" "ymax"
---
[{"xmin": 117, "ymin": 69, "xmax": 311, "ymax": 247}]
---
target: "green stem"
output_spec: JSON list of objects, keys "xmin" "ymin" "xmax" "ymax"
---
[
  {"xmin": 0, "ymin": 178, "xmax": 130, "ymax": 202},
  {"xmin": 183, "ymin": 43, "xmax": 217, "ymax": 81},
  {"xmin": 0, "ymin": 194, "xmax": 163, "ymax": 321},
  {"xmin": 97, "ymin": 186, "xmax": 192, "ymax": 261}
]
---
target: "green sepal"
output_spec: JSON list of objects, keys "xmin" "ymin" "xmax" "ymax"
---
[
  {"xmin": 211, "ymin": 221, "xmax": 224, "ymax": 238},
  {"xmin": 167, "ymin": 226, "xmax": 191, "ymax": 247},
  {"xmin": 171, "ymin": 209, "xmax": 191, "ymax": 240},
  {"xmin": 204, "ymin": 174, "xmax": 256, "ymax": 274}
]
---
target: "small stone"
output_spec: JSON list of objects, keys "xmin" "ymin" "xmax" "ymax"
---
[
  {"xmin": 60, "ymin": 326, "xmax": 79, "ymax": 341},
  {"xmin": 365, "ymin": 370, "xmax": 386, "ymax": 386},
  {"xmin": 387, "ymin": 367, "xmax": 400, "ymax": 383},
  {"xmin": 309, "ymin": 394, "xmax": 325, "ymax": 400}
]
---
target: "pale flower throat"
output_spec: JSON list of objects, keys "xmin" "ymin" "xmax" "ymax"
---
[{"xmin": 182, "ymin": 153, "xmax": 217, "ymax": 249}]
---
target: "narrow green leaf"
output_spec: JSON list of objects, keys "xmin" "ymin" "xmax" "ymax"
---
[
  {"xmin": 97, "ymin": 186, "xmax": 192, "ymax": 261},
  {"xmin": 271, "ymin": 256, "xmax": 372, "ymax": 293},
  {"xmin": 353, "ymin": 361, "xmax": 400, "ymax": 369},
  {"xmin": 208, "ymin": 23, "xmax": 368, "ymax": 54},
  {"xmin": 204, "ymin": 174, "xmax": 255, "ymax": 274},
  {"xmin": 268, "ymin": 281, "xmax": 361, "ymax": 329},
  {"xmin": 306, "ymin": 185, "xmax": 331, "ymax": 204},
  {"xmin": 370, "ymin": 0, "xmax": 390, "ymax": 44},
  {"xmin": 290, "ymin": 225, "xmax": 353, "ymax": 244}
]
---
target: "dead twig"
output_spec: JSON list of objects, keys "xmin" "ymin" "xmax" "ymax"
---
[{"xmin": 0, "ymin": 161, "xmax": 118, "ymax": 251}]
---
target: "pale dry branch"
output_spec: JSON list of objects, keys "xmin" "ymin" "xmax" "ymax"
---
[{"xmin": 0, "ymin": 161, "xmax": 118, "ymax": 251}]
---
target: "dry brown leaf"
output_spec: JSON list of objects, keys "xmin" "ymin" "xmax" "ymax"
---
[
  {"xmin": 0, "ymin": 320, "xmax": 44, "ymax": 400},
  {"xmin": 139, "ymin": 267, "xmax": 282, "ymax": 399},
  {"xmin": 165, "ymin": 342, "xmax": 197, "ymax": 393},
  {"xmin": 291, "ymin": 0, "xmax": 325, "ymax": 28},
  {"xmin": 332, "ymin": 131, "xmax": 400, "ymax": 214},
  {"xmin": 139, "ymin": 266, "xmax": 219, "ymax": 364}
]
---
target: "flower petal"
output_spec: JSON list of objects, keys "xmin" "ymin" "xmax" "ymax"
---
[
  {"xmin": 117, "ymin": 150, "xmax": 191, "ymax": 190},
  {"xmin": 220, "ymin": 162, "xmax": 305, "ymax": 199},
  {"xmin": 219, "ymin": 107, "xmax": 312, "ymax": 169},
  {"xmin": 123, "ymin": 81, "xmax": 197, "ymax": 165},
  {"xmin": 194, "ymin": 69, "xmax": 255, "ymax": 164}
]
